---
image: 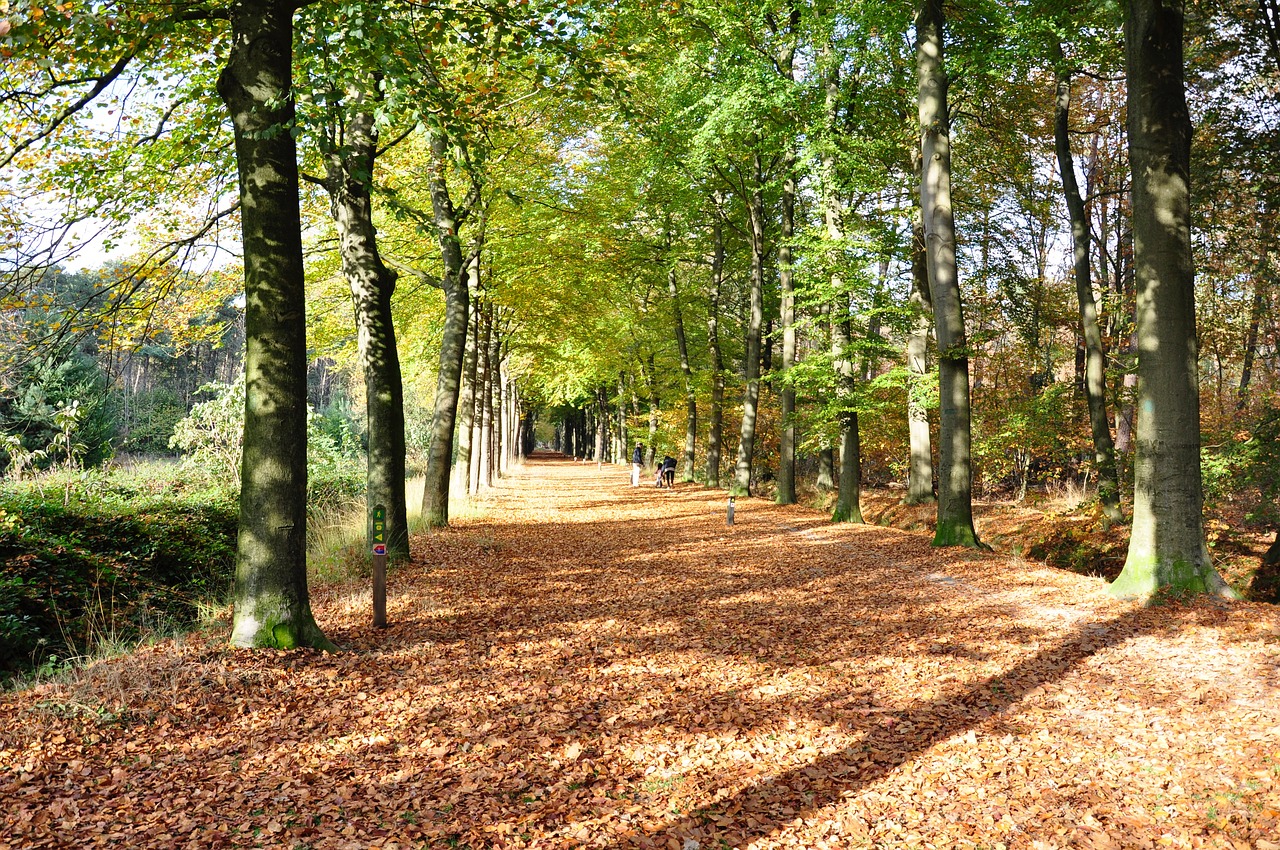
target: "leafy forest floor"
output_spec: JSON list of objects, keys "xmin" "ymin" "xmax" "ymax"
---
[{"xmin": 3, "ymin": 453, "xmax": 1279, "ymax": 850}]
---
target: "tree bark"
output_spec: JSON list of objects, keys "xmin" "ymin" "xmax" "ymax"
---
[
  {"xmin": 616, "ymin": 373, "xmax": 627, "ymax": 466},
  {"xmin": 488, "ymin": 329, "xmax": 502, "ymax": 479},
  {"xmin": 421, "ymin": 132, "xmax": 470, "ymax": 528},
  {"xmin": 593, "ymin": 387, "xmax": 606, "ymax": 467},
  {"xmin": 917, "ymin": 0, "xmax": 981, "ymax": 548},
  {"xmin": 816, "ymin": 447, "xmax": 835, "ymax": 492},
  {"xmin": 706, "ymin": 195, "xmax": 727, "ymax": 489},
  {"xmin": 323, "ymin": 105, "xmax": 409, "ymax": 559},
  {"xmin": 777, "ymin": 155, "xmax": 798, "ymax": 505},
  {"xmin": 219, "ymin": 0, "xmax": 332, "ymax": 650},
  {"xmin": 1109, "ymin": 0, "xmax": 1234, "ymax": 599},
  {"xmin": 669, "ymin": 265, "xmax": 697, "ymax": 482},
  {"xmin": 1237, "ymin": 267, "xmax": 1266, "ymax": 409},
  {"xmin": 906, "ymin": 209, "xmax": 936, "ymax": 505},
  {"xmin": 819, "ymin": 48, "xmax": 850, "ymax": 502},
  {"xmin": 733, "ymin": 154, "xmax": 766, "ymax": 496},
  {"xmin": 645, "ymin": 354, "xmax": 659, "ymax": 468},
  {"xmin": 454, "ymin": 268, "xmax": 481, "ymax": 495},
  {"xmin": 474, "ymin": 307, "xmax": 493, "ymax": 490},
  {"xmin": 1053, "ymin": 44, "xmax": 1123, "ymax": 523},
  {"xmin": 831, "ymin": 296, "xmax": 864, "ymax": 523}
]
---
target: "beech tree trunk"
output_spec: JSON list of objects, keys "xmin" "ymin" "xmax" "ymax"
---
[
  {"xmin": 777, "ymin": 156, "xmax": 798, "ymax": 505},
  {"xmin": 1238, "ymin": 268, "xmax": 1266, "ymax": 409},
  {"xmin": 1110, "ymin": 0, "xmax": 1234, "ymax": 599},
  {"xmin": 816, "ymin": 447, "xmax": 835, "ymax": 492},
  {"xmin": 219, "ymin": 0, "xmax": 332, "ymax": 650},
  {"xmin": 775, "ymin": 5, "xmax": 800, "ymax": 505},
  {"xmin": 831, "ymin": 297, "xmax": 864, "ymax": 523},
  {"xmin": 475, "ymin": 308, "xmax": 493, "ymax": 489},
  {"xmin": 669, "ymin": 266, "xmax": 697, "ymax": 482},
  {"xmin": 593, "ymin": 388, "xmax": 606, "ymax": 466},
  {"xmin": 917, "ymin": 0, "xmax": 982, "ymax": 548},
  {"xmin": 733, "ymin": 154, "xmax": 767, "ymax": 496},
  {"xmin": 645, "ymin": 355, "xmax": 659, "ymax": 468},
  {"xmin": 1053, "ymin": 46, "xmax": 1123, "ymax": 523},
  {"xmin": 324, "ymin": 105, "xmax": 409, "ymax": 560},
  {"xmin": 819, "ymin": 50, "xmax": 848, "ymax": 502},
  {"xmin": 454, "ymin": 272, "xmax": 481, "ymax": 495},
  {"xmin": 421, "ymin": 132, "xmax": 471, "ymax": 526},
  {"xmin": 706, "ymin": 196, "xmax": 727, "ymax": 488},
  {"xmin": 488, "ymin": 331, "xmax": 502, "ymax": 478},
  {"xmin": 906, "ymin": 210, "xmax": 936, "ymax": 505}
]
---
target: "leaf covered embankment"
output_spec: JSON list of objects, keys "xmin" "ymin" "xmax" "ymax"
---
[
  {"xmin": 2, "ymin": 454, "xmax": 1278, "ymax": 849},
  {"xmin": 856, "ymin": 488, "xmax": 1277, "ymax": 601}
]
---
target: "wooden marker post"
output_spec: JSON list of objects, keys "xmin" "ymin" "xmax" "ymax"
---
[
  {"xmin": 372, "ymin": 504, "xmax": 387, "ymax": 628},
  {"xmin": 727, "ymin": 496, "xmax": 735, "ymax": 526}
]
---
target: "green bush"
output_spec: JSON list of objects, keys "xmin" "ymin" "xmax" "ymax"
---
[
  {"xmin": 168, "ymin": 374, "xmax": 367, "ymax": 509},
  {"xmin": 118, "ymin": 388, "xmax": 188, "ymax": 456},
  {"xmin": 0, "ymin": 352, "xmax": 117, "ymax": 470},
  {"xmin": 0, "ymin": 487, "xmax": 237, "ymax": 680}
]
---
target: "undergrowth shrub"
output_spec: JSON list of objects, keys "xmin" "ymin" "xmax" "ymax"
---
[{"xmin": 0, "ymin": 482, "xmax": 236, "ymax": 681}]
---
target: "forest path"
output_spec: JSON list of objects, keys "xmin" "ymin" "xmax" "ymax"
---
[{"xmin": 3, "ymin": 452, "xmax": 1279, "ymax": 849}]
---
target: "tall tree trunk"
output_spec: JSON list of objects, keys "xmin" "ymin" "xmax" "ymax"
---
[
  {"xmin": 1237, "ymin": 265, "xmax": 1266, "ymax": 409},
  {"xmin": 774, "ymin": 3, "xmax": 800, "ymax": 504},
  {"xmin": 1110, "ymin": 0, "xmax": 1234, "ymax": 599},
  {"xmin": 817, "ymin": 448, "xmax": 835, "ymax": 492},
  {"xmin": 616, "ymin": 373, "xmax": 627, "ymax": 466},
  {"xmin": 487, "ymin": 330, "xmax": 501, "ymax": 480},
  {"xmin": 906, "ymin": 209, "xmax": 936, "ymax": 504},
  {"xmin": 1053, "ymin": 45, "xmax": 1123, "ymax": 523},
  {"xmin": 474, "ymin": 307, "xmax": 493, "ymax": 490},
  {"xmin": 831, "ymin": 297, "xmax": 864, "ymax": 523},
  {"xmin": 669, "ymin": 265, "xmax": 697, "ymax": 482},
  {"xmin": 777, "ymin": 155, "xmax": 798, "ymax": 505},
  {"xmin": 818, "ymin": 48, "xmax": 847, "ymax": 501},
  {"xmin": 421, "ymin": 132, "xmax": 470, "ymax": 528},
  {"xmin": 219, "ymin": 0, "xmax": 332, "ymax": 650},
  {"xmin": 645, "ymin": 354, "xmax": 659, "ymax": 468},
  {"xmin": 454, "ymin": 268, "xmax": 481, "ymax": 495},
  {"xmin": 917, "ymin": 0, "xmax": 981, "ymax": 548},
  {"xmin": 706, "ymin": 195, "xmax": 727, "ymax": 488},
  {"xmin": 324, "ymin": 106, "xmax": 409, "ymax": 560},
  {"xmin": 733, "ymin": 154, "xmax": 766, "ymax": 496},
  {"xmin": 594, "ymin": 388, "xmax": 607, "ymax": 467}
]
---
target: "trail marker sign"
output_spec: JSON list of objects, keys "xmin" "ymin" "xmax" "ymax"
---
[{"xmin": 372, "ymin": 504, "xmax": 387, "ymax": 629}]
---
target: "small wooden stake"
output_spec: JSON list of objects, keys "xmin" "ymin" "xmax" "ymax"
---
[{"xmin": 372, "ymin": 504, "xmax": 387, "ymax": 629}]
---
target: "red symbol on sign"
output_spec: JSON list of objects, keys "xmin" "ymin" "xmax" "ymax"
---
[{"xmin": 373, "ymin": 544, "xmax": 387, "ymax": 556}]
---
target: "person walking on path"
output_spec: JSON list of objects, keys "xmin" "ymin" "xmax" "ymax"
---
[
  {"xmin": 661, "ymin": 454, "xmax": 676, "ymax": 488},
  {"xmin": 631, "ymin": 444, "xmax": 644, "ymax": 487}
]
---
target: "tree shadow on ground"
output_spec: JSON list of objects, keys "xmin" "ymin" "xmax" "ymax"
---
[{"xmin": 605, "ymin": 606, "xmax": 1155, "ymax": 847}]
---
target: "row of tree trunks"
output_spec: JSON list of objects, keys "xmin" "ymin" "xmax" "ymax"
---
[{"xmin": 451, "ymin": 301, "xmax": 523, "ymax": 493}]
